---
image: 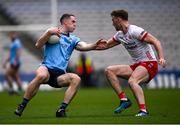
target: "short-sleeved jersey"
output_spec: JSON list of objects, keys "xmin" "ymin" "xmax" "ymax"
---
[
  {"xmin": 10, "ymin": 38, "xmax": 22, "ymax": 65},
  {"xmin": 42, "ymin": 33, "xmax": 80, "ymax": 72},
  {"xmin": 113, "ymin": 25, "xmax": 157, "ymax": 62}
]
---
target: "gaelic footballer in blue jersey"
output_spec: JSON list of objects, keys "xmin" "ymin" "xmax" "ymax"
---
[
  {"xmin": 3, "ymin": 31, "xmax": 23, "ymax": 95},
  {"xmin": 14, "ymin": 13, "xmax": 105, "ymax": 117}
]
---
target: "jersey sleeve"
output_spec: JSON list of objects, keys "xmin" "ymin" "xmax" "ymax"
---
[
  {"xmin": 73, "ymin": 36, "xmax": 81, "ymax": 47},
  {"xmin": 112, "ymin": 31, "xmax": 122, "ymax": 43},
  {"xmin": 15, "ymin": 39, "xmax": 22, "ymax": 49},
  {"xmin": 131, "ymin": 26, "xmax": 148, "ymax": 41}
]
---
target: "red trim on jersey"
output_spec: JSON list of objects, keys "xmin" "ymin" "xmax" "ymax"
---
[
  {"xmin": 112, "ymin": 37, "xmax": 119, "ymax": 43},
  {"xmin": 141, "ymin": 32, "xmax": 148, "ymax": 41}
]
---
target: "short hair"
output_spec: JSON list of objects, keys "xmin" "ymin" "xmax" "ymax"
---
[
  {"xmin": 60, "ymin": 13, "xmax": 75, "ymax": 24},
  {"xmin": 111, "ymin": 10, "xmax": 128, "ymax": 20},
  {"xmin": 8, "ymin": 31, "xmax": 16, "ymax": 36}
]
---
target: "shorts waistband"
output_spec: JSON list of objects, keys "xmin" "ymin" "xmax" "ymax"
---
[{"xmin": 47, "ymin": 67, "xmax": 65, "ymax": 74}]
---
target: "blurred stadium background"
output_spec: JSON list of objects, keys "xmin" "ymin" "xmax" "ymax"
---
[
  {"xmin": 0, "ymin": 0, "xmax": 180, "ymax": 123},
  {"xmin": 0, "ymin": 0, "xmax": 180, "ymax": 89}
]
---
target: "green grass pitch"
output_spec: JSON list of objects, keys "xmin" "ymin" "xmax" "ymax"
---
[{"xmin": 0, "ymin": 88, "xmax": 180, "ymax": 124}]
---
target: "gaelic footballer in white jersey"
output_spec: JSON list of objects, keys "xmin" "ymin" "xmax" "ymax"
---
[{"xmin": 113, "ymin": 25, "xmax": 157, "ymax": 62}]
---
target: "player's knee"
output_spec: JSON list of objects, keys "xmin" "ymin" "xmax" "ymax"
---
[
  {"xmin": 36, "ymin": 73, "xmax": 48, "ymax": 82},
  {"xmin": 128, "ymin": 78, "xmax": 138, "ymax": 87},
  {"xmin": 105, "ymin": 66, "xmax": 113, "ymax": 75},
  {"xmin": 71, "ymin": 74, "xmax": 81, "ymax": 86},
  {"xmin": 74, "ymin": 74, "xmax": 81, "ymax": 84}
]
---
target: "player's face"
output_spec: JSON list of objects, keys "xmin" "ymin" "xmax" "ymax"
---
[
  {"xmin": 9, "ymin": 32, "xmax": 16, "ymax": 41},
  {"xmin": 112, "ymin": 16, "xmax": 122, "ymax": 31},
  {"xmin": 65, "ymin": 16, "xmax": 77, "ymax": 33}
]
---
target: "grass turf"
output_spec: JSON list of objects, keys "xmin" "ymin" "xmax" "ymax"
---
[{"xmin": 0, "ymin": 88, "xmax": 180, "ymax": 124}]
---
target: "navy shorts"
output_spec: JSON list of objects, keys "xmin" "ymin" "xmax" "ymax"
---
[
  {"xmin": 46, "ymin": 68, "xmax": 65, "ymax": 88},
  {"xmin": 10, "ymin": 63, "xmax": 20, "ymax": 70}
]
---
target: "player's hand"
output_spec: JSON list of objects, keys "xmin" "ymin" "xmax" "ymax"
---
[
  {"xmin": 95, "ymin": 39, "xmax": 108, "ymax": 50},
  {"xmin": 2, "ymin": 63, "xmax": 6, "ymax": 69},
  {"xmin": 158, "ymin": 58, "xmax": 166, "ymax": 68},
  {"xmin": 47, "ymin": 27, "xmax": 61, "ymax": 37}
]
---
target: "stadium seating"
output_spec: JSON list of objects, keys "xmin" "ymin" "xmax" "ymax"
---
[{"xmin": 0, "ymin": 0, "xmax": 179, "ymax": 70}]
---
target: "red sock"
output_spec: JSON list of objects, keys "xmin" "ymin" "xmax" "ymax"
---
[
  {"xmin": 139, "ymin": 104, "xmax": 147, "ymax": 112},
  {"xmin": 118, "ymin": 92, "xmax": 127, "ymax": 101}
]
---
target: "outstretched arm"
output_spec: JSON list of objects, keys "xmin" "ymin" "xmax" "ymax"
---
[
  {"xmin": 95, "ymin": 38, "xmax": 120, "ymax": 50},
  {"xmin": 75, "ymin": 41, "xmax": 96, "ymax": 51},
  {"xmin": 142, "ymin": 33, "xmax": 166, "ymax": 67},
  {"xmin": 75, "ymin": 38, "xmax": 119, "ymax": 51},
  {"xmin": 35, "ymin": 27, "xmax": 61, "ymax": 49}
]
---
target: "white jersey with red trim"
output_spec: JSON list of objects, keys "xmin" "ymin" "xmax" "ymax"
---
[{"xmin": 113, "ymin": 25, "xmax": 157, "ymax": 63}]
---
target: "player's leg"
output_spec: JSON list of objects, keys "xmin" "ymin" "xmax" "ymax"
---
[
  {"xmin": 105, "ymin": 65, "xmax": 133, "ymax": 113},
  {"xmin": 56, "ymin": 73, "xmax": 81, "ymax": 117},
  {"xmin": 105, "ymin": 65, "xmax": 132, "ymax": 95},
  {"xmin": 13, "ymin": 67, "xmax": 23, "ymax": 93},
  {"xmin": 14, "ymin": 66, "xmax": 50, "ymax": 116},
  {"xmin": 128, "ymin": 66, "xmax": 149, "ymax": 116},
  {"xmin": 24, "ymin": 66, "xmax": 50, "ymax": 100},
  {"xmin": 5, "ymin": 66, "xmax": 14, "ymax": 94}
]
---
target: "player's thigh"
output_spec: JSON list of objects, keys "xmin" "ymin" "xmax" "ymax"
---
[
  {"xmin": 106, "ymin": 65, "xmax": 133, "ymax": 79},
  {"xmin": 12, "ymin": 67, "xmax": 20, "ymax": 77},
  {"xmin": 57, "ymin": 73, "xmax": 80, "ymax": 87},
  {"xmin": 13, "ymin": 70, "xmax": 20, "ymax": 80},
  {"xmin": 35, "ymin": 66, "xmax": 50, "ymax": 83},
  {"xmin": 6, "ymin": 66, "xmax": 14, "ymax": 76},
  {"xmin": 129, "ymin": 66, "xmax": 149, "ymax": 84}
]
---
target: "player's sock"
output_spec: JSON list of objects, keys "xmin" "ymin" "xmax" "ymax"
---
[
  {"xmin": 139, "ymin": 104, "xmax": 147, "ymax": 112},
  {"xmin": 56, "ymin": 102, "xmax": 68, "ymax": 117},
  {"xmin": 21, "ymin": 98, "xmax": 29, "ymax": 107},
  {"xmin": 18, "ymin": 87, "xmax": 22, "ymax": 92},
  {"xmin": 8, "ymin": 87, "xmax": 14, "ymax": 94},
  {"xmin": 60, "ymin": 102, "xmax": 68, "ymax": 110},
  {"xmin": 118, "ymin": 92, "xmax": 128, "ymax": 101},
  {"xmin": 15, "ymin": 87, "xmax": 22, "ymax": 95}
]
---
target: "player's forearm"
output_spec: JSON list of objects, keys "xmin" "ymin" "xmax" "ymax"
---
[
  {"xmin": 3, "ymin": 56, "xmax": 9, "ymax": 67},
  {"xmin": 106, "ymin": 40, "xmax": 119, "ymax": 49},
  {"xmin": 5, "ymin": 53, "xmax": 10, "ymax": 62},
  {"xmin": 4, "ymin": 58, "xmax": 9, "ymax": 64},
  {"xmin": 78, "ymin": 43, "xmax": 96, "ymax": 51},
  {"xmin": 35, "ymin": 30, "xmax": 51, "ymax": 49},
  {"xmin": 95, "ymin": 39, "xmax": 118, "ymax": 50},
  {"xmin": 154, "ymin": 40, "xmax": 165, "ymax": 59}
]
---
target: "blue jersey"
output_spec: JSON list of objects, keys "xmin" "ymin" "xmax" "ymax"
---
[
  {"xmin": 10, "ymin": 38, "xmax": 22, "ymax": 65},
  {"xmin": 42, "ymin": 34, "xmax": 80, "ymax": 72}
]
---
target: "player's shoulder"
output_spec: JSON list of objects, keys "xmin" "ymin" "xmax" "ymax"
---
[
  {"xmin": 128, "ymin": 24, "xmax": 145, "ymax": 35},
  {"xmin": 14, "ymin": 38, "xmax": 22, "ymax": 45},
  {"xmin": 114, "ymin": 31, "xmax": 124, "ymax": 37},
  {"xmin": 129, "ymin": 24, "xmax": 143, "ymax": 31},
  {"xmin": 69, "ymin": 34, "xmax": 77, "ymax": 38},
  {"xmin": 70, "ymin": 34, "xmax": 80, "ymax": 40}
]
